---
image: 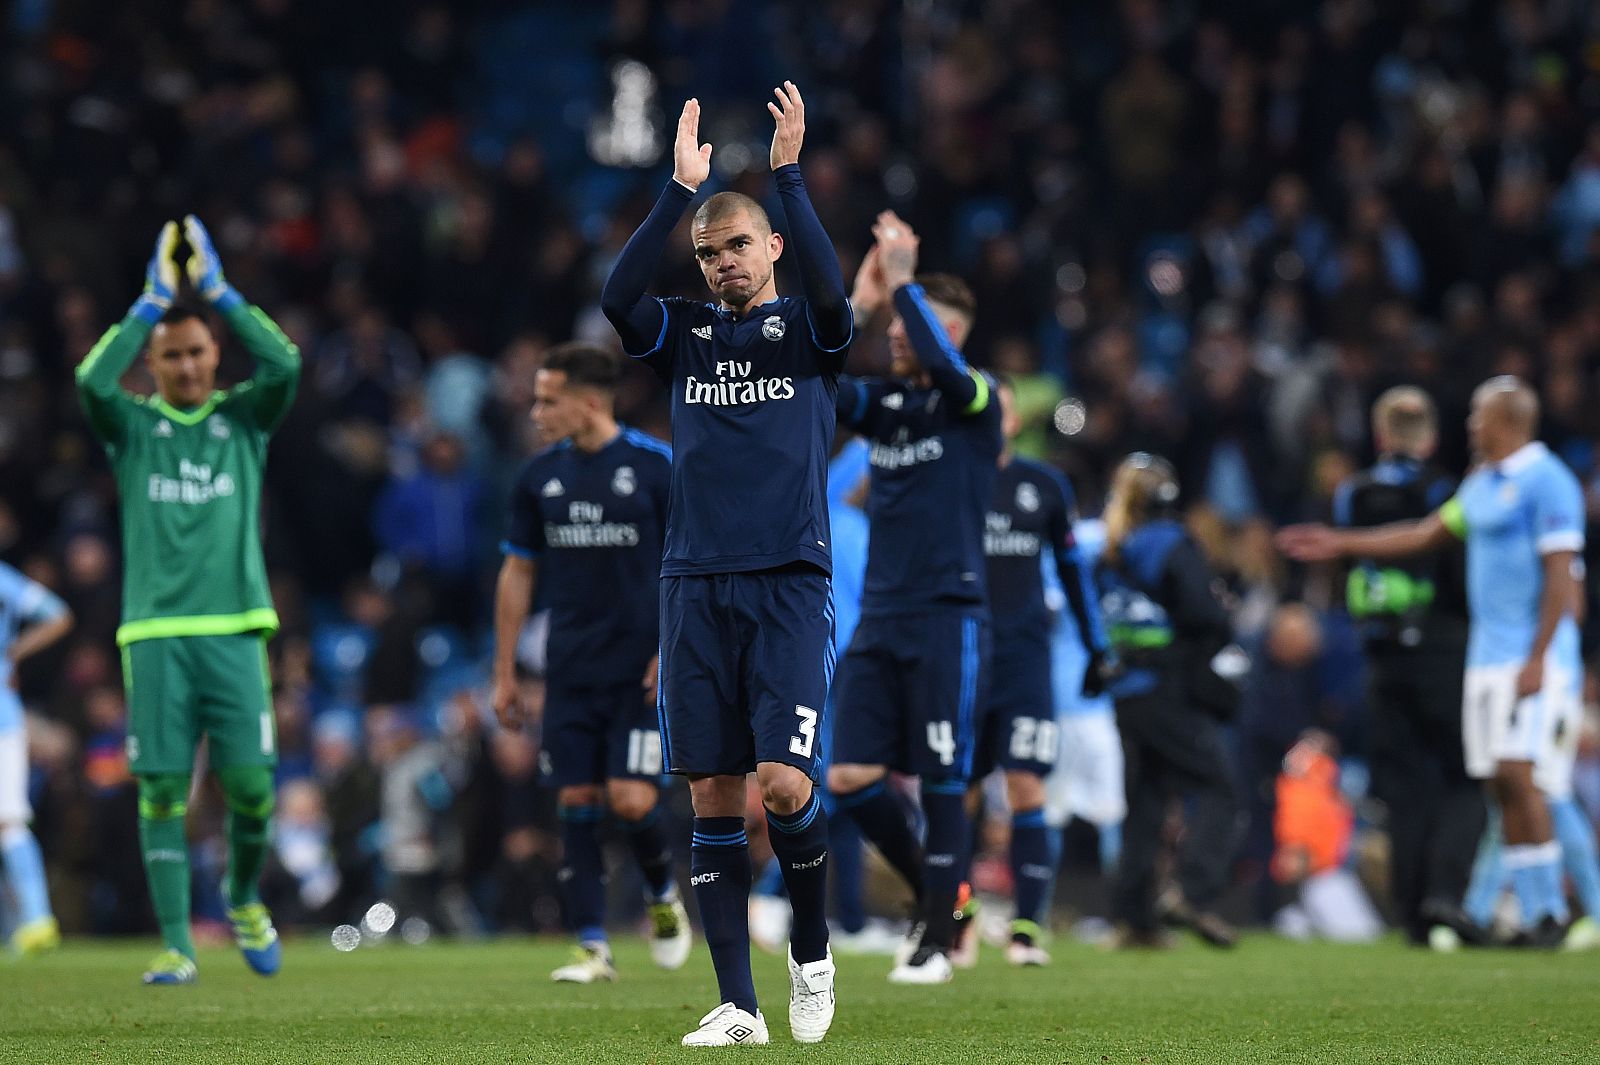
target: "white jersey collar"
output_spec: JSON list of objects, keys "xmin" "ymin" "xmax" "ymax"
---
[{"xmin": 1496, "ymin": 440, "xmax": 1546, "ymax": 475}]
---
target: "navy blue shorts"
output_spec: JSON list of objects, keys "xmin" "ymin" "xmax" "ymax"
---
[
  {"xmin": 974, "ymin": 642, "xmax": 1059, "ymax": 778},
  {"xmin": 657, "ymin": 570, "xmax": 834, "ymax": 780},
  {"xmin": 832, "ymin": 606, "xmax": 990, "ymax": 782},
  {"xmin": 541, "ymin": 682, "xmax": 664, "ymax": 788}
]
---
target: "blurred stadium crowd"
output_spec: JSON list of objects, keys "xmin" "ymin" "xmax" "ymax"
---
[{"xmin": 4, "ymin": 0, "xmax": 1600, "ymax": 939}]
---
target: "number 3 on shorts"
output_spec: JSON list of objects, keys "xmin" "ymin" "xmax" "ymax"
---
[{"xmin": 790, "ymin": 704, "xmax": 817, "ymax": 758}]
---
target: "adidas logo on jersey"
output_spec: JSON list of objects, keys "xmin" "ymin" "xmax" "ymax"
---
[
  {"xmin": 154, "ymin": 420, "xmax": 174, "ymax": 437},
  {"xmin": 540, "ymin": 478, "xmax": 565, "ymax": 497},
  {"xmin": 692, "ymin": 325, "xmax": 713, "ymax": 340},
  {"xmin": 881, "ymin": 393, "xmax": 905, "ymax": 410}
]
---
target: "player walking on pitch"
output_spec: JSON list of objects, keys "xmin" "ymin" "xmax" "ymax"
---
[
  {"xmin": 491, "ymin": 342, "xmax": 690, "ymax": 983},
  {"xmin": 76, "ymin": 217, "xmax": 300, "ymax": 984},
  {"xmin": 828, "ymin": 214, "xmax": 1003, "ymax": 984},
  {"xmin": 601, "ymin": 84, "xmax": 851, "ymax": 1047},
  {"xmin": 0, "ymin": 561, "xmax": 74, "ymax": 955},
  {"xmin": 1280, "ymin": 377, "xmax": 1583, "ymax": 947},
  {"xmin": 979, "ymin": 380, "xmax": 1110, "ymax": 966}
]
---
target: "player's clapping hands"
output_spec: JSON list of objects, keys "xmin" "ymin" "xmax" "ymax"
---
[
  {"xmin": 871, "ymin": 210, "xmax": 920, "ymax": 290},
  {"xmin": 182, "ymin": 214, "xmax": 241, "ymax": 308},
  {"xmin": 850, "ymin": 245, "xmax": 890, "ymax": 320},
  {"xmin": 768, "ymin": 81, "xmax": 805, "ymax": 170},
  {"xmin": 140, "ymin": 221, "xmax": 181, "ymax": 313},
  {"xmin": 673, "ymin": 99, "xmax": 713, "ymax": 192}
]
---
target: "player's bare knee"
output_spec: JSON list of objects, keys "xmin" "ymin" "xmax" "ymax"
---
[
  {"xmin": 688, "ymin": 774, "xmax": 745, "ymax": 817},
  {"xmin": 605, "ymin": 779, "xmax": 657, "ymax": 821},
  {"xmin": 1005, "ymin": 770, "xmax": 1046, "ymax": 811},
  {"xmin": 828, "ymin": 763, "xmax": 884, "ymax": 796},
  {"xmin": 756, "ymin": 763, "xmax": 811, "ymax": 816},
  {"xmin": 559, "ymin": 784, "xmax": 604, "ymax": 809}
]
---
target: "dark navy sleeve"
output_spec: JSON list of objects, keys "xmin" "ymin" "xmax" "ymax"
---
[
  {"xmin": 773, "ymin": 164, "xmax": 852, "ymax": 359},
  {"xmin": 502, "ymin": 460, "xmax": 546, "ymax": 559},
  {"xmin": 890, "ymin": 283, "xmax": 986, "ymax": 413},
  {"xmin": 836, "ymin": 375, "xmax": 885, "ymax": 432},
  {"xmin": 1045, "ymin": 470, "xmax": 1108, "ymax": 653},
  {"xmin": 601, "ymin": 180, "xmax": 696, "ymax": 360},
  {"xmin": 1424, "ymin": 474, "xmax": 1456, "ymax": 512}
]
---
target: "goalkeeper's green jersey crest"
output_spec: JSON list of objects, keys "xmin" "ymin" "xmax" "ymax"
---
[{"xmin": 75, "ymin": 305, "xmax": 300, "ymax": 646}]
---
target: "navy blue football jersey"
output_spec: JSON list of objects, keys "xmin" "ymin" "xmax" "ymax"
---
[
  {"xmin": 838, "ymin": 370, "xmax": 1003, "ymax": 614},
  {"xmin": 986, "ymin": 457, "xmax": 1081, "ymax": 647},
  {"xmin": 636, "ymin": 296, "xmax": 847, "ymax": 576},
  {"xmin": 503, "ymin": 428, "xmax": 672, "ymax": 686}
]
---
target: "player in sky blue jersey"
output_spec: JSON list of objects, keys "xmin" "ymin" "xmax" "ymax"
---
[
  {"xmin": 1281, "ymin": 377, "xmax": 1589, "ymax": 947},
  {"xmin": 828, "ymin": 212, "xmax": 1003, "ymax": 985},
  {"xmin": 0, "ymin": 562, "xmax": 74, "ymax": 956},
  {"xmin": 601, "ymin": 86, "xmax": 848, "ymax": 1048},
  {"xmin": 491, "ymin": 342, "xmax": 689, "ymax": 984},
  {"xmin": 978, "ymin": 380, "xmax": 1109, "ymax": 966}
]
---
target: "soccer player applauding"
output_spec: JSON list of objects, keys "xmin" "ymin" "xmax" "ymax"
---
[
  {"xmin": 76, "ymin": 217, "xmax": 300, "ymax": 985},
  {"xmin": 601, "ymin": 84, "xmax": 850, "ymax": 1048},
  {"xmin": 828, "ymin": 213, "xmax": 1004, "ymax": 984}
]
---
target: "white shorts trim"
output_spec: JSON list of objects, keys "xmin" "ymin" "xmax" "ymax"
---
[{"xmin": 0, "ymin": 729, "xmax": 31, "ymax": 823}]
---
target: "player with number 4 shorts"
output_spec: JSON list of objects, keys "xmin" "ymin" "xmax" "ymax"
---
[{"xmin": 76, "ymin": 217, "xmax": 299, "ymax": 985}]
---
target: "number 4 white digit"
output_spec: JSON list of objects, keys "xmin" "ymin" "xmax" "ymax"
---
[
  {"xmin": 926, "ymin": 721, "xmax": 956, "ymax": 766},
  {"xmin": 790, "ymin": 705, "xmax": 817, "ymax": 758}
]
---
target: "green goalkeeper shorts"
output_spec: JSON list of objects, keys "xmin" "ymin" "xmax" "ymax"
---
[{"xmin": 120, "ymin": 632, "xmax": 276, "ymax": 774}]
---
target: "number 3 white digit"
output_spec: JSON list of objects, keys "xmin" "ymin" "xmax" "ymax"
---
[{"xmin": 791, "ymin": 705, "xmax": 817, "ymax": 758}]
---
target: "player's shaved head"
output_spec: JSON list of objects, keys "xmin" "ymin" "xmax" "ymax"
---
[
  {"xmin": 1473, "ymin": 375, "xmax": 1539, "ymax": 433},
  {"xmin": 1468, "ymin": 374, "xmax": 1539, "ymax": 462},
  {"xmin": 693, "ymin": 192, "xmax": 771, "ymax": 237},
  {"xmin": 1371, "ymin": 385, "xmax": 1436, "ymax": 457}
]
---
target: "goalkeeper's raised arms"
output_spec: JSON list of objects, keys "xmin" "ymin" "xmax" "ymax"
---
[{"xmin": 183, "ymin": 214, "xmax": 244, "ymax": 311}]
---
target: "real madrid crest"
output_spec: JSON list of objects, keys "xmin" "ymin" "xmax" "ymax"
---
[
  {"xmin": 762, "ymin": 315, "xmax": 786, "ymax": 341},
  {"xmin": 612, "ymin": 465, "xmax": 636, "ymax": 496},
  {"xmin": 1016, "ymin": 482, "xmax": 1041, "ymax": 513}
]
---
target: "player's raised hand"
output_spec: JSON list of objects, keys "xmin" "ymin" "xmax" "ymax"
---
[
  {"xmin": 768, "ymin": 80, "xmax": 805, "ymax": 170},
  {"xmin": 871, "ymin": 210, "xmax": 920, "ymax": 290},
  {"xmin": 182, "ymin": 214, "xmax": 240, "ymax": 308},
  {"xmin": 674, "ymin": 99, "xmax": 713, "ymax": 191},
  {"xmin": 1274, "ymin": 524, "xmax": 1343, "ymax": 562},
  {"xmin": 491, "ymin": 675, "xmax": 525, "ymax": 730},
  {"xmin": 850, "ymin": 245, "xmax": 890, "ymax": 320},
  {"xmin": 142, "ymin": 221, "xmax": 181, "ymax": 310}
]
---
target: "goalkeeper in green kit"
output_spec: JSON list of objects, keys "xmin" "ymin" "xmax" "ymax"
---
[{"xmin": 76, "ymin": 217, "xmax": 299, "ymax": 985}]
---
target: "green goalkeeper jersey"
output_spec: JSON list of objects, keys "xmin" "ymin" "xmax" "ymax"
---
[{"xmin": 75, "ymin": 304, "xmax": 300, "ymax": 647}]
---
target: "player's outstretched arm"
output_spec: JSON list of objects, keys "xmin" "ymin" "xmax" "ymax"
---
[
  {"xmin": 600, "ymin": 99, "xmax": 707, "ymax": 357},
  {"xmin": 874, "ymin": 211, "xmax": 985, "ymax": 412},
  {"xmin": 768, "ymin": 82, "xmax": 851, "ymax": 354},
  {"xmin": 1277, "ymin": 512, "xmax": 1453, "ymax": 563},
  {"xmin": 183, "ymin": 215, "xmax": 301, "ymax": 431},
  {"xmin": 1, "ymin": 566, "xmax": 73, "ymax": 685},
  {"xmin": 75, "ymin": 221, "xmax": 182, "ymax": 443}
]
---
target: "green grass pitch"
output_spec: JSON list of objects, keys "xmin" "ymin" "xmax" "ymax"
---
[{"xmin": 1, "ymin": 935, "xmax": 1595, "ymax": 1063}]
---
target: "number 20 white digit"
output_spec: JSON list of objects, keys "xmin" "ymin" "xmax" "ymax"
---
[{"xmin": 790, "ymin": 705, "xmax": 818, "ymax": 758}]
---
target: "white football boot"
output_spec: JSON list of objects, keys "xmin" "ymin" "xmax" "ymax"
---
[
  {"xmin": 787, "ymin": 948, "xmax": 836, "ymax": 1044},
  {"xmin": 550, "ymin": 942, "xmax": 617, "ymax": 983},
  {"xmin": 681, "ymin": 1003, "xmax": 770, "ymax": 1047},
  {"xmin": 647, "ymin": 891, "xmax": 693, "ymax": 970}
]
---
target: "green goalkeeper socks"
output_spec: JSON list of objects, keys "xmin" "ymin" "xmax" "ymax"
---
[
  {"xmin": 137, "ymin": 774, "xmax": 195, "ymax": 959},
  {"xmin": 218, "ymin": 766, "xmax": 275, "ymax": 908}
]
